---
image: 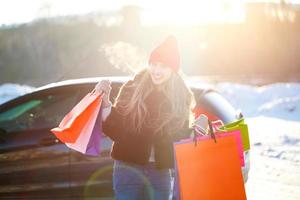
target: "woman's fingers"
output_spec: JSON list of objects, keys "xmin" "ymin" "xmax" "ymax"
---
[
  {"xmin": 102, "ymin": 81, "xmax": 112, "ymax": 94},
  {"xmin": 95, "ymin": 80, "xmax": 111, "ymax": 93},
  {"xmin": 192, "ymin": 114, "xmax": 209, "ymax": 134}
]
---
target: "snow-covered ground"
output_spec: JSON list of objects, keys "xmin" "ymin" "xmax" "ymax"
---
[
  {"xmin": 0, "ymin": 82, "xmax": 299, "ymax": 199},
  {"xmin": 216, "ymin": 82, "xmax": 300, "ymax": 121},
  {"xmin": 216, "ymin": 83, "xmax": 300, "ymax": 200},
  {"xmin": 245, "ymin": 117, "xmax": 300, "ymax": 200}
]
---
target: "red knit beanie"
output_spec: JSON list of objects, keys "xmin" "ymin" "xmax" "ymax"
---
[{"xmin": 149, "ymin": 35, "xmax": 180, "ymax": 73}]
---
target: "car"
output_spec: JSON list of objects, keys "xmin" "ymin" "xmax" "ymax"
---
[{"xmin": 0, "ymin": 77, "xmax": 250, "ymax": 199}]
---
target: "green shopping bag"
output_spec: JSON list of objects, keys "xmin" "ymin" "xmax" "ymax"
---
[{"xmin": 219, "ymin": 118, "xmax": 250, "ymax": 151}]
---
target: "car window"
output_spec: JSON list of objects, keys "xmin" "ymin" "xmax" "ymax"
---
[
  {"xmin": 0, "ymin": 91, "xmax": 79, "ymax": 133},
  {"xmin": 0, "ymin": 100, "xmax": 42, "ymax": 122}
]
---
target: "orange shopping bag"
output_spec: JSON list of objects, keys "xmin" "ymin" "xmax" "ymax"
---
[
  {"xmin": 173, "ymin": 128, "xmax": 247, "ymax": 200},
  {"xmin": 51, "ymin": 91, "xmax": 101, "ymax": 143},
  {"xmin": 65, "ymin": 96, "xmax": 102, "ymax": 154}
]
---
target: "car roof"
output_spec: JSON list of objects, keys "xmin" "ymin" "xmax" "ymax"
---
[
  {"xmin": 34, "ymin": 77, "xmax": 131, "ymax": 92},
  {"xmin": 35, "ymin": 76, "xmax": 215, "ymax": 93}
]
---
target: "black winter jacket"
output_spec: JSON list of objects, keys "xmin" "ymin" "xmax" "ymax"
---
[{"xmin": 102, "ymin": 73, "xmax": 192, "ymax": 169}]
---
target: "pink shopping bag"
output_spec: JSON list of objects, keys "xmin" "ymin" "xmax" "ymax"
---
[{"xmin": 51, "ymin": 91, "xmax": 101, "ymax": 143}]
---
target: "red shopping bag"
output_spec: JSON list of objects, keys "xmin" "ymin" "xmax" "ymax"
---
[
  {"xmin": 65, "ymin": 96, "xmax": 102, "ymax": 154},
  {"xmin": 174, "ymin": 127, "xmax": 247, "ymax": 200},
  {"xmin": 51, "ymin": 91, "xmax": 101, "ymax": 143}
]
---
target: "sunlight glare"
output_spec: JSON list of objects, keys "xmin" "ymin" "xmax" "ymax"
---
[{"xmin": 140, "ymin": 0, "xmax": 246, "ymax": 25}]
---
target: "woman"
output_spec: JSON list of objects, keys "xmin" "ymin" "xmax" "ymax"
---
[{"xmin": 95, "ymin": 35, "xmax": 196, "ymax": 200}]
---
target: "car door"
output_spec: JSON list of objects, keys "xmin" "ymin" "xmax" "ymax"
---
[
  {"xmin": 0, "ymin": 86, "xmax": 81, "ymax": 199},
  {"xmin": 68, "ymin": 82, "xmax": 122, "ymax": 199}
]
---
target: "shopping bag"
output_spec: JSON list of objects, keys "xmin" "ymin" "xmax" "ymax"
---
[
  {"xmin": 173, "ymin": 129, "xmax": 247, "ymax": 199},
  {"xmin": 65, "ymin": 96, "xmax": 102, "ymax": 156},
  {"xmin": 219, "ymin": 118, "xmax": 250, "ymax": 151},
  {"xmin": 173, "ymin": 151, "xmax": 181, "ymax": 200},
  {"xmin": 85, "ymin": 106, "xmax": 103, "ymax": 156},
  {"xmin": 194, "ymin": 119, "xmax": 244, "ymax": 166},
  {"xmin": 51, "ymin": 91, "xmax": 101, "ymax": 143},
  {"xmin": 214, "ymin": 129, "xmax": 245, "ymax": 166}
]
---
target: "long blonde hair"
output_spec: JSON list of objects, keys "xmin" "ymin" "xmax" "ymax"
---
[{"xmin": 115, "ymin": 68, "xmax": 195, "ymax": 135}]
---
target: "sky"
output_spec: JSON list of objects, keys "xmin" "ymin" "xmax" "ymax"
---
[{"xmin": 1, "ymin": 0, "xmax": 300, "ymax": 26}]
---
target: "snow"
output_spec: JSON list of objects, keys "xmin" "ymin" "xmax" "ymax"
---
[
  {"xmin": 0, "ymin": 83, "xmax": 35, "ymax": 105},
  {"xmin": 216, "ymin": 82, "xmax": 300, "ymax": 121},
  {"xmin": 0, "ymin": 82, "xmax": 299, "ymax": 199},
  {"xmin": 245, "ymin": 117, "xmax": 300, "ymax": 200},
  {"xmin": 214, "ymin": 82, "xmax": 300, "ymax": 199}
]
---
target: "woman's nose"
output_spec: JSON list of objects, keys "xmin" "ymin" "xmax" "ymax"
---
[{"xmin": 152, "ymin": 66, "xmax": 160, "ymax": 74}]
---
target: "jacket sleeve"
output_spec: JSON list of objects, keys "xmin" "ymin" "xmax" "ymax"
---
[
  {"xmin": 102, "ymin": 106, "xmax": 125, "ymax": 141},
  {"xmin": 102, "ymin": 80, "xmax": 134, "ymax": 141}
]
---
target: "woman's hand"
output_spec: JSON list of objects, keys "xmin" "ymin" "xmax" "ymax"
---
[
  {"xmin": 95, "ymin": 80, "xmax": 112, "ymax": 108},
  {"xmin": 192, "ymin": 114, "xmax": 209, "ymax": 135}
]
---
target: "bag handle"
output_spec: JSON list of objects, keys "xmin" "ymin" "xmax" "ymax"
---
[
  {"xmin": 208, "ymin": 120, "xmax": 217, "ymax": 143},
  {"xmin": 90, "ymin": 89, "xmax": 104, "ymax": 97},
  {"xmin": 193, "ymin": 120, "xmax": 217, "ymax": 146},
  {"xmin": 90, "ymin": 88, "xmax": 96, "ymax": 94},
  {"xmin": 211, "ymin": 120, "xmax": 224, "ymax": 129}
]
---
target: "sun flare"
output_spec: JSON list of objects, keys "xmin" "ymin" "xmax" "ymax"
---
[{"xmin": 140, "ymin": 0, "xmax": 246, "ymax": 25}]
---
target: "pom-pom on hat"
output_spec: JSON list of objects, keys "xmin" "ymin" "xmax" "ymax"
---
[{"xmin": 149, "ymin": 35, "xmax": 180, "ymax": 73}]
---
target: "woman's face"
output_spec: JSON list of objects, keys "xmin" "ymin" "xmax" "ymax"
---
[{"xmin": 149, "ymin": 63, "xmax": 173, "ymax": 85}]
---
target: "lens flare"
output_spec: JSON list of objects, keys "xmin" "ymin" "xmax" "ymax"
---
[{"xmin": 83, "ymin": 164, "xmax": 155, "ymax": 199}]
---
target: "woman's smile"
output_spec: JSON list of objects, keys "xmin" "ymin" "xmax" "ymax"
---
[
  {"xmin": 153, "ymin": 74, "xmax": 161, "ymax": 80},
  {"xmin": 149, "ymin": 63, "xmax": 172, "ymax": 85}
]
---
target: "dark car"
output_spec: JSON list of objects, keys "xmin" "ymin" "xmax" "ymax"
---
[{"xmin": 0, "ymin": 77, "xmax": 250, "ymax": 199}]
